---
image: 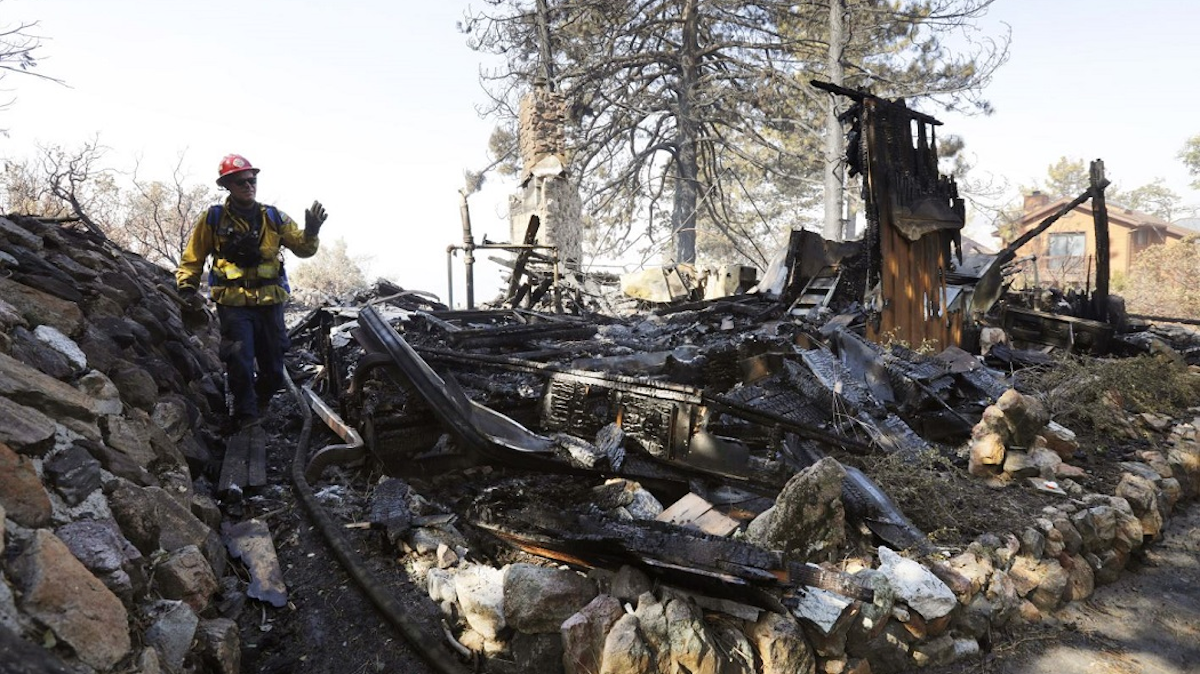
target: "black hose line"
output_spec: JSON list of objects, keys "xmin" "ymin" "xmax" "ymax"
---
[{"xmin": 284, "ymin": 374, "xmax": 471, "ymax": 674}]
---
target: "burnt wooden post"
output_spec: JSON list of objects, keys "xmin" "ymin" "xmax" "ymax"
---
[{"xmin": 1090, "ymin": 159, "xmax": 1110, "ymax": 321}]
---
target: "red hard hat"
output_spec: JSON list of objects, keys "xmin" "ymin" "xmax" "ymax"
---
[{"xmin": 217, "ymin": 154, "xmax": 261, "ymax": 182}]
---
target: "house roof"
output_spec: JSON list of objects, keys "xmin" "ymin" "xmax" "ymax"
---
[{"xmin": 1021, "ymin": 196, "xmax": 1193, "ymax": 239}]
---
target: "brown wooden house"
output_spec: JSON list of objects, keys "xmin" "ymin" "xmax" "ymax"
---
[{"xmin": 1009, "ymin": 191, "xmax": 1192, "ymax": 288}]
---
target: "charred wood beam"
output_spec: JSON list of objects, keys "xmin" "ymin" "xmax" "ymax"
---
[
  {"xmin": 704, "ymin": 393, "xmax": 874, "ymax": 455},
  {"xmin": 417, "ymin": 347, "xmax": 705, "ymax": 404},
  {"xmin": 446, "ymin": 322, "xmax": 597, "ymax": 349},
  {"xmin": 1128, "ymin": 314, "xmax": 1200, "ymax": 327},
  {"xmin": 506, "ymin": 217, "xmax": 541, "ymax": 303},
  {"xmin": 996, "ymin": 182, "xmax": 1108, "ymax": 267},
  {"xmin": 811, "ymin": 79, "xmax": 942, "ymax": 126},
  {"xmin": 473, "ymin": 510, "xmax": 874, "ymax": 605},
  {"xmin": 650, "ymin": 294, "xmax": 760, "ymax": 316},
  {"xmin": 1090, "ymin": 160, "xmax": 1110, "ymax": 321}
]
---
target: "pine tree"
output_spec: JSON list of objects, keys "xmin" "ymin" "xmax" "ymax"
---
[{"xmin": 464, "ymin": 0, "xmax": 1009, "ymax": 265}]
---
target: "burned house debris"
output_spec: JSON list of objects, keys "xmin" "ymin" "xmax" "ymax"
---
[
  {"xmin": 263, "ymin": 85, "xmax": 1199, "ymax": 674},
  {"xmin": 276, "ymin": 262, "xmax": 1199, "ymax": 673},
  {"xmin": 0, "ymin": 84, "xmax": 1198, "ymax": 674}
]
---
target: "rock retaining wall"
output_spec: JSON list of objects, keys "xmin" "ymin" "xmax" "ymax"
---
[
  {"xmin": 0, "ymin": 216, "xmax": 238, "ymax": 673},
  {"xmin": 409, "ymin": 398, "xmax": 1200, "ymax": 673}
]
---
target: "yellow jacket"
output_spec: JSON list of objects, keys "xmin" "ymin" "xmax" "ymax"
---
[{"xmin": 176, "ymin": 199, "xmax": 320, "ymax": 306}]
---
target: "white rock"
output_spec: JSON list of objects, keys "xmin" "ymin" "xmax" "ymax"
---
[
  {"xmin": 34, "ymin": 325, "xmax": 88, "ymax": 370},
  {"xmin": 877, "ymin": 547, "xmax": 956, "ymax": 620},
  {"xmin": 454, "ymin": 564, "xmax": 506, "ymax": 639},
  {"xmin": 789, "ymin": 586, "xmax": 853, "ymax": 634}
]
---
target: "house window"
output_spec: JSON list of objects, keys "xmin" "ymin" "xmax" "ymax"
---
[{"xmin": 1047, "ymin": 232, "xmax": 1086, "ymax": 258}]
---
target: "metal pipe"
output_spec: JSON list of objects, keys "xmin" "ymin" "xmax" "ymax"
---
[
  {"xmin": 444, "ymin": 242, "xmax": 563, "ymax": 313},
  {"xmin": 458, "ymin": 191, "xmax": 476, "ymax": 310},
  {"xmin": 445, "ymin": 246, "xmax": 455, "ymax": 309}
]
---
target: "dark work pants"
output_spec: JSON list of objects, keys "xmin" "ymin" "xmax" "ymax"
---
[{"xmin": 217, "ymin": 303, "xmax": 290, "ymax": 421}]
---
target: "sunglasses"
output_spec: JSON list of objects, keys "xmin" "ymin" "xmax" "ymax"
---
[{"xmin": 230, "ymin": 177, "xmax": 257, "ymax": 188}]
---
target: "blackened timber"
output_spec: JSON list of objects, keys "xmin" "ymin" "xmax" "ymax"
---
[
  {"xmin": 446, "ymin": 321, "xmax": 597, "ymax": 348},
  {"xmin": 812, "ymin": 79, "xmax": 942, "ymax": 126},
  {"xmin": 474, "ymin": 509, "xmax": 873, "ymax": 603},
  {"xmin": 996, "ymin": 184, "xmax": 1108, "ymax": 267},
  {"xmin": 506, "ymin": 215, "xmax": 541, "ymax": 305},
  {"xmin": 1090, "ymin": 160, "xmax": 1110, "ymax": 321},
  {"xmin": 705, "ymin": 392, "xmax": 874, "ymax": 455}
]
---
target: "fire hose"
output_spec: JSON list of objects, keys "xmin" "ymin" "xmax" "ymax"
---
[{"xmin": 284, "ymin": 372, "xmax": 471, "ymax": 674}]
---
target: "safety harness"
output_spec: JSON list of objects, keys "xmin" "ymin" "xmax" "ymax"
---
[{"xmin": 207, "ymin": 205, "xmax": 290, "ymax": 291}]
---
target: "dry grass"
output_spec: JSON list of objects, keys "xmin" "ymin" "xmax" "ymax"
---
[
  {"xmin": 1016, "ymin": 354, "xmax": 1200, "ymax": 436},
  {"xmin": 850, "ymin": 447, "xmax": 1058, "ymax": 548}
]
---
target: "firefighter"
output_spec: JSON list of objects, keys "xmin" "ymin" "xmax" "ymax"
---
[{"xmin": 176, "ymin": 153, "xmax": 327, "ymax": 429}]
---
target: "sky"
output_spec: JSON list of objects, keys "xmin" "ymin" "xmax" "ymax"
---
[{"xmin": 2, "ymin": 0, "xmax": 1198, "ymax": 305}]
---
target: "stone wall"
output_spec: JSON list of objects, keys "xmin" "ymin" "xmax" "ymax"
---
[
  {"xmin": 0, "ymin": 216, "xmax": 239, "ymax": 673},
  {"xmin": 411, "ymin": 401, "xmax": 1200, "ymax": 674}
]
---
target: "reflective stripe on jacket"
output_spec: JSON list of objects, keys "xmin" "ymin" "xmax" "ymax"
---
[{"xmin": 176, "ymin": 198, "xmax": 319, "ymax": 306}]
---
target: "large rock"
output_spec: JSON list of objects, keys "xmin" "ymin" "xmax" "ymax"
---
[
  {"xmin": 78, "ymin": 436, "xmax": 158, "ymax": 487},
  {"xmin": 877, "ymin": 547, "xmax": 956, "ymax": 621},
  {"xmin": 32, "ymin": 325, "xmax": 88, "ymax": 371},
  {"xmin": 1115, "ymin": 473, "xmax": 1163, "ymax": 537},
  {"xmin": 1166, "ymin": 438, "xmax": 1200, "ymax": 497},
  {"xmin": 107, "ymin": 481, "xmax": 225, "ymax": 576},
  {"xmin": 100, "ymin": 414, "xmax": 158, "ymax": 468},
  {"xmin": 43, "ymin": 443, "xmax": 103, "ymax": 507},
  {"xmin": 0, "ymin": 351, "xmax": 101, "ymax": 425},
  {"xmin": 968, "ymin": 432, "xmax": 1006, "ymax": 476},
  {"xmin": 0, "ymin": 276, "xmax": 84, "ymax": 337},
  {"xmin": 143, "ymin": 599, "xmax": 198, "ymax": 674},
  {"xmin": 747, "ymin": 610, "xmax": 816, "ymax": 674},
  {"xmin": 1063, "ymin": 554, "xmax": 1095, "ymax": 602},
  {"xmin": 562, "ymin": 595, "xmax": 624, "ymax": 674},
  {"xmin": 10, "ymin": 529, "xmax": 131, "ymax": 670},
  {"xmin": 194, "ymin": 618, "xmax": 240, "ymax": 674},
  {"xmin": 55, "ymin": 518, "xmax": 146, "ymax": 603},
  {"xmin": 630, "ymin": 592, "xmax": 671, "ymax": 673},
  {"xmin": 154, "ymin": 545, "xmax": 219, "ymax": 614},
  {"xmin": 746, "ymin": 457, "xmax": 846, "ymax": 562},
  {"xmin": 662, "ymin": 595, "xmax": 721, "ymax": 674},
  {"xmin": 599, "ymin": 613, "xmax": 655, "ymax": 674},
  {"xmin": 1071, "ymin": 505, "xmax": 1117, "ymax": 553},
  {"xmin": 1008, "ymin": 556, "xmax": 1069, "ymax": 612},
  {"xmin": 994, "ymin": 389, "xmax": 1049, "ymax": 446},
  {"xmin": 0, "ymin": 396, "xmax": 58, "ymax": 457},
  {"xmin": 8, "ymin": 326, "xmax": 74, "ymax": 380},
  {"xmin": 103, "ymin": 352, "xmax": 153, "ymax": 397},
  {"xmin": 454, "ymin": 564, "xmax": 506, "ymax": 640},
  {"xmin": 503, "ymin": 563, "xmax": 598, "ymax": 634}
]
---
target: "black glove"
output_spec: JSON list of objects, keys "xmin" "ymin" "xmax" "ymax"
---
[
  {"xmin": 179, "ymin": 287, "xmax": 205, "ymax": 312},
  {"xmin": 304, "ymin": 200, "xmax": 328, "ymax": 238}
]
